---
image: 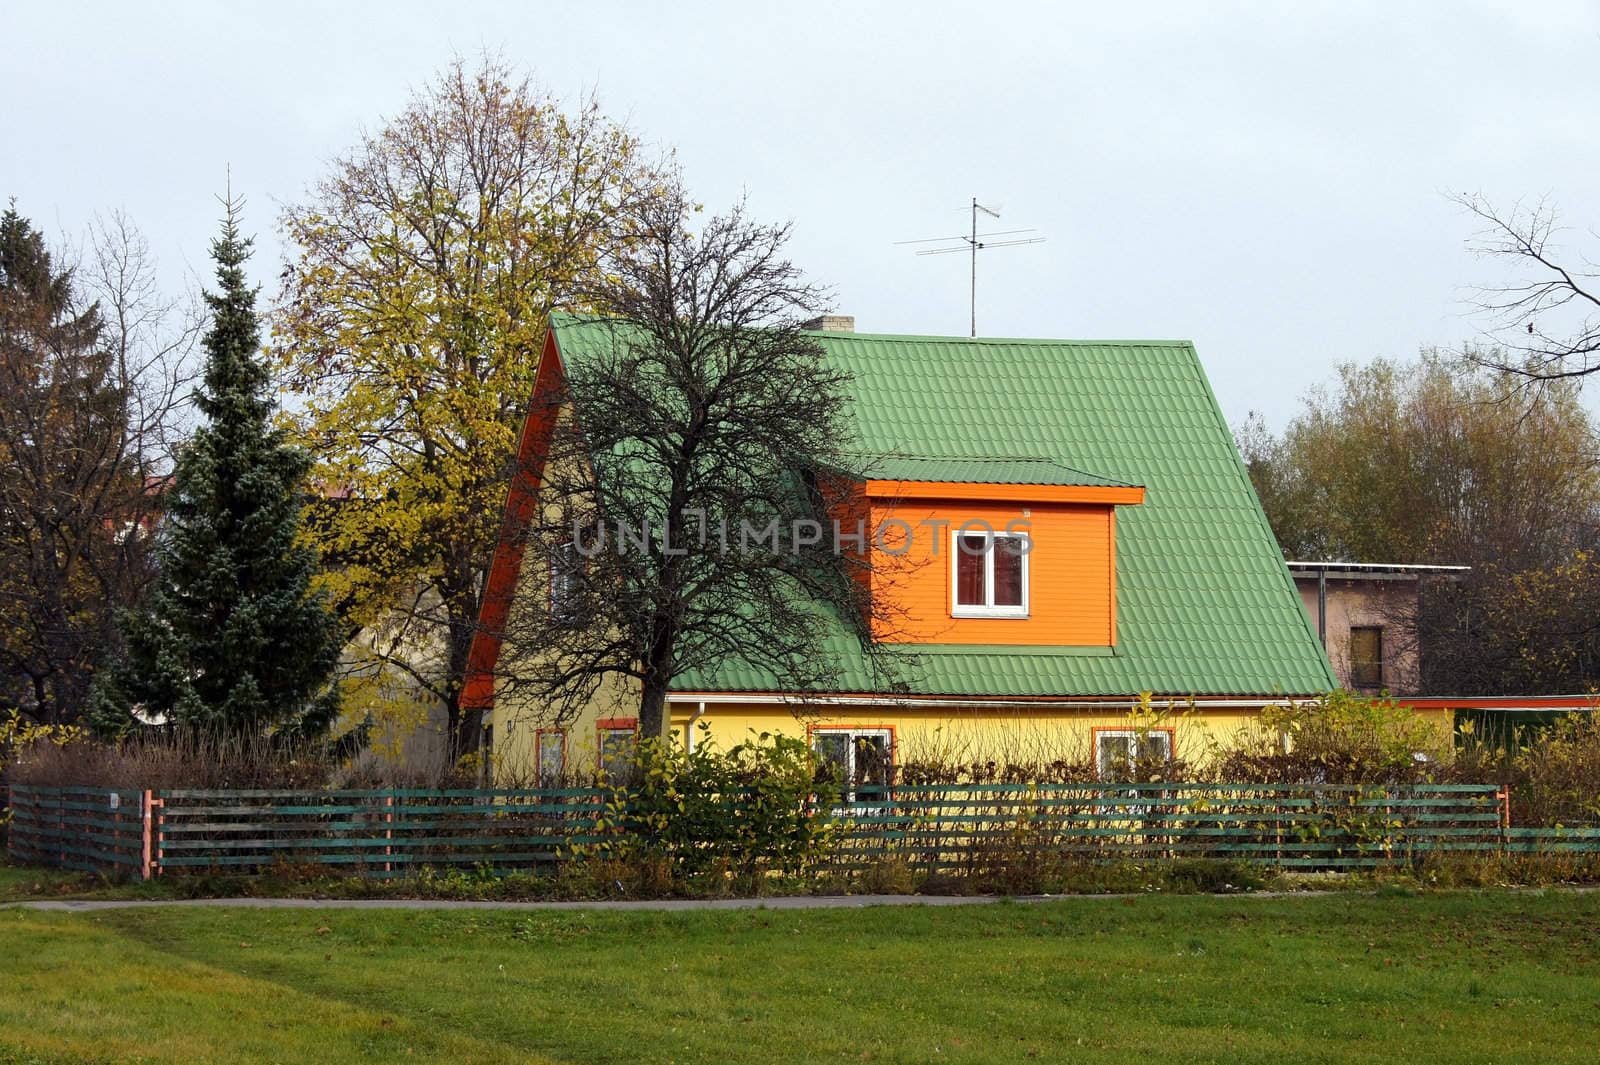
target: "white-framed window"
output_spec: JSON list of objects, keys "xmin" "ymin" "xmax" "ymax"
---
[
  {"xmin": 1095, "ymin": 729, "xmax": 1173, "ymax": 781},
  {"xmin": 550, "ymin": 540, "xmax": 583, "ymax": 622},
  {"xmin": 950, "ymin": 529, "xmax": 1029, "ymax": 618},
  {"xmin": 811, "ymin": 728, "xmax": 894, "ymax": 803},
  {"xmin": 536, "ymin": 728, "xmax": 567, "ymax": 786}
]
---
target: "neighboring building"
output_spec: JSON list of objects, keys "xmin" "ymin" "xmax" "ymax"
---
[
  {"xmin": 466, "ymin": 314, "xmax": 1378, "ymax": 784},
  {"xmin": 1288, "ymin": 562, "xmax": 1469, "ymax": 697},
  {"xmin": 1402, "ymin": 694, "xmax": 1597, "ymax": 751},
  {"xmin": 336, "ymin": 585, "xmax": 454, "ymax": 777},
  {"xmin": 307, "ymin": 486, "xmax": 455, "ymax": 777}
]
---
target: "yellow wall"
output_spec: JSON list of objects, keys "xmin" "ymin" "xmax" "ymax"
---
[
  {"xmin": 489, "ymin": 695, "xmax": 1456, "ymax": 782},
  {"xmin": 491, "ymin": 669, "xmax": 639, "ymax": 781},
  {"xmin": 675, "ymin": 700, "xmax": 1242, "ymax": 769}
]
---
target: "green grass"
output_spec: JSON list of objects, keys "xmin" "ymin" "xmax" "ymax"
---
[
  {"xmin": 0, "ymin": 855, "xmax": 1272, "ymax": 905},
  {"xmin": 0, "ymin": 863, "xmax": 114, "ymax": 900},
  {"xmin": 1, "ymin": 893, "xmax": 1597, "ymax": 1064}
]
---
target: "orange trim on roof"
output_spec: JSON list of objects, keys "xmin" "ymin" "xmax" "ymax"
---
[
  {"xmin": 1401, "ymin": 695, "xmax": 1599, "ymax": 711},
  {"xmin": 863, "ymin": 479, "xmax": 1145, "ymax": 505},
  {"xmin": 462, "ymin": 328, "xmax": 566, "ymax": 712}
]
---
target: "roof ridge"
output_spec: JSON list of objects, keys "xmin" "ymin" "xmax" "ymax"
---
[
  {"xmin": 551, "ymin": 311, "xmax": 1195, "ymax": 349},
  {"xmin": 815, "ymin": 330, "xmax": 1198, "ymax": 348}
]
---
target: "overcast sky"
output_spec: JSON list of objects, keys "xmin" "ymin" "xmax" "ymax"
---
[{"xmin": 5, "ymin": 0, "xmax": 1598, "ymax": 428}]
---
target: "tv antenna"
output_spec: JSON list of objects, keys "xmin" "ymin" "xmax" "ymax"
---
[{"xmin": 897, "ymin": 197, "xmax": 1046, "ymax": 336}]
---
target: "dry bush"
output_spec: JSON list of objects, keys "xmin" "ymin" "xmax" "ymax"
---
[
  {"xmin": 9, "ymin": 733, "xmax": 339, "ymax": 790},
  {"xmin": 335, "ymin": 744, "xmax": 485, "ymax": 789},
  {"xmin": 1510, "ymin": 711, "xmax": 1600, "ymax": 826},
  {"xmin": 7, "ymin": 723, "xmax": 530, "ymax": 791},
  {"xmin": 1208, "ymin": 692, "xmax": 1451, "ymax": 785}
]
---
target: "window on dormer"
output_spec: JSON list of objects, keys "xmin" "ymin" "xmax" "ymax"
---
[{"xmin": 951, "ymin": 530, "xmax": 1029, "ymax": 618}]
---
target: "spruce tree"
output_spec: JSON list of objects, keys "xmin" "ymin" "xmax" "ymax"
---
[{"xmin": 93, "ymin": 202, "xmax": 340, "ymax": 738}]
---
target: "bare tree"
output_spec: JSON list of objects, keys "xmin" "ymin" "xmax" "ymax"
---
[
  {"xmin": 84, "ymin": 209, "xmax": 204, "ymax": 470},
  {"xmin": 0, "ymin": 206, "xmax": 198, "ymax": 723},
  {"xmin": 492, "ymin": 184, "xmax": 911, "ymax": 739},
  {"xmin": 1455, "ymin": 192, "xmax": 1600, "ymax": 382}
]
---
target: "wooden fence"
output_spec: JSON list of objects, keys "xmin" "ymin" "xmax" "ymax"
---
[
  {"xmin": 831, "ymin": 782, "xmax": 1524, "ymax": 873},
  {"xmin": 7, "ymin": 786, "xmax": 152, "ymax": 878},
  {"xmin": 9, "ymin": 781, "xmax": 1600, "ymax": 881}
]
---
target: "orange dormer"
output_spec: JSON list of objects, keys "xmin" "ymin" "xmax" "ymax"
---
[{"xmin": 832, "ymin": 458, "xmax": 1144, "ymax": 648}]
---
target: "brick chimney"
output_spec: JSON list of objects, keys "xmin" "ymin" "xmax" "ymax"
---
[{"xmin": 800, "ymin": 314, "xmax": 855, "ymax": 333}]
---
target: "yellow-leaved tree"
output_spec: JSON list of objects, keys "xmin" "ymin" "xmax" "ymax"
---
[{"xmin": 274, "ymin": 54, "xmax": 668, "ymax": 757}]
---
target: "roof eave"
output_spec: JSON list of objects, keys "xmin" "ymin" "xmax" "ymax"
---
[{"xmin": 863, "ymin": 480, "xmax": 1146, "ymax": 505}]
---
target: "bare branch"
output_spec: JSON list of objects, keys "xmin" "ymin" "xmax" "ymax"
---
[{"xmin": 1453, "ymin": 192, "xmax": 1600, "ymax": 382}]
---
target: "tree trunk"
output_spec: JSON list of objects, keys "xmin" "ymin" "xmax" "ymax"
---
[
  {"xmin": 442, "ymin": 537, "xmax": 485, "ymax": 760},
  {"xmin": 444, "ymin": 606, "xmax": 478, "ymax": 760},
  {"xmin": 639, "ymin": 627, "xmax": 673, "ymax": 740},
  {"xmin": 639, "ymin": 673, "xmax": 670, "ymax": 741},
  {"xmin": 637, "ymin": 613, "xmax": 677, "ymax": 741}
]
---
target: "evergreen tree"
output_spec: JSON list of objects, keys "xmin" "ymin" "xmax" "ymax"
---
[{"xmin": 93, "ymin": 202, "xmax": 340, "ymax": 738}]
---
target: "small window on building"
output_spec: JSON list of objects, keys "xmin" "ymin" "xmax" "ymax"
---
[
  {"xmin": 481, "ymin": 724, "xmax": 494, "ymax": 785},
  {"xmin": 812, "ymin": 728, "xmax": 894, "ymax": 803},
  {"xmin": 951, "ymin": 531, "xmax": 1029, "ymax": 618},
  {"xmin": 1350, "ymin": 626, "xmax": 1383, "ymax": 688},
  {"xmin": 550, "ymin": 540, "xmax": 584, "ymax": 622},
  {"xmin": 597, "ymin": 721, "xmax": 637, "ymax": 781},
  {"xmin": 1095, "ymin": 729, "xmax": 1173, "ymax": 781},
  {"xmin": 536, "ymin": 729, "xmax": 567, "ymax": 786}
]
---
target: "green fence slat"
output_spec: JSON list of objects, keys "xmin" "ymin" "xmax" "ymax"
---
[{"xmin": 160, "ymin": 834, "xmax": 577, "ymax": 853}]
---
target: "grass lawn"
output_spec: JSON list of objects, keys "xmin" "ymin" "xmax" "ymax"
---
[
  {"xmin": 1, "ymin": 892, "xmax": 1597, "ymax": 1064},
  {"xmin": 0, "ymin": 864, "xmax": 129, "ymax": 902}
]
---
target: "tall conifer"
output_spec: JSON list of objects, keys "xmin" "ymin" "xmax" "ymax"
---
[{"xmin": 94, "ymin": 200, "xmax": 339, "ymax": 737}]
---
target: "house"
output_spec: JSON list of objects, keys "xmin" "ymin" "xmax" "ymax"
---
[
  {"xmin": 465, "ymin": 313, "xmax": 1398, "ymax": 784},
  {"xmin": 1288, "ymin": 561, "xmax": 1469, "ymax": 697}
]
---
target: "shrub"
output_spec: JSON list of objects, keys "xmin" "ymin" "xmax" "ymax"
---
[
  {"xmin": 1210, "ymin": 690, "xmax": 1451, "ymax": 785},
  {"xmin": 1510, "ymin": 710, "xmax": 1600, "ymax": 826},
  {"xmin": 590, "ymin": 726, "xmax": 838, "ymax": 880},
  {"xmin": 0, "ymin": 710, "xmax": 87, "ymax": 765},
  {"xmin": 9, "ymin": 731, "xmax": 341, "ymax": 790}
]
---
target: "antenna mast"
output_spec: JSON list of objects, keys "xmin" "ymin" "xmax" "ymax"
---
[{"xmin": 897, "ymin": 198, "xmax": 1046, "ymax": 336}]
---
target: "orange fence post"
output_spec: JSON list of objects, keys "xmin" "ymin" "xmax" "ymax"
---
[{"xmin": 140, "ymin": 790, "xmax": 153, "ymax": 881}]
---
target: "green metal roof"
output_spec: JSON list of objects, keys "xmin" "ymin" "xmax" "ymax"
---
[{"xmin": 548, "ymin": 315, "xmax": 1335, "ymax": 698}]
